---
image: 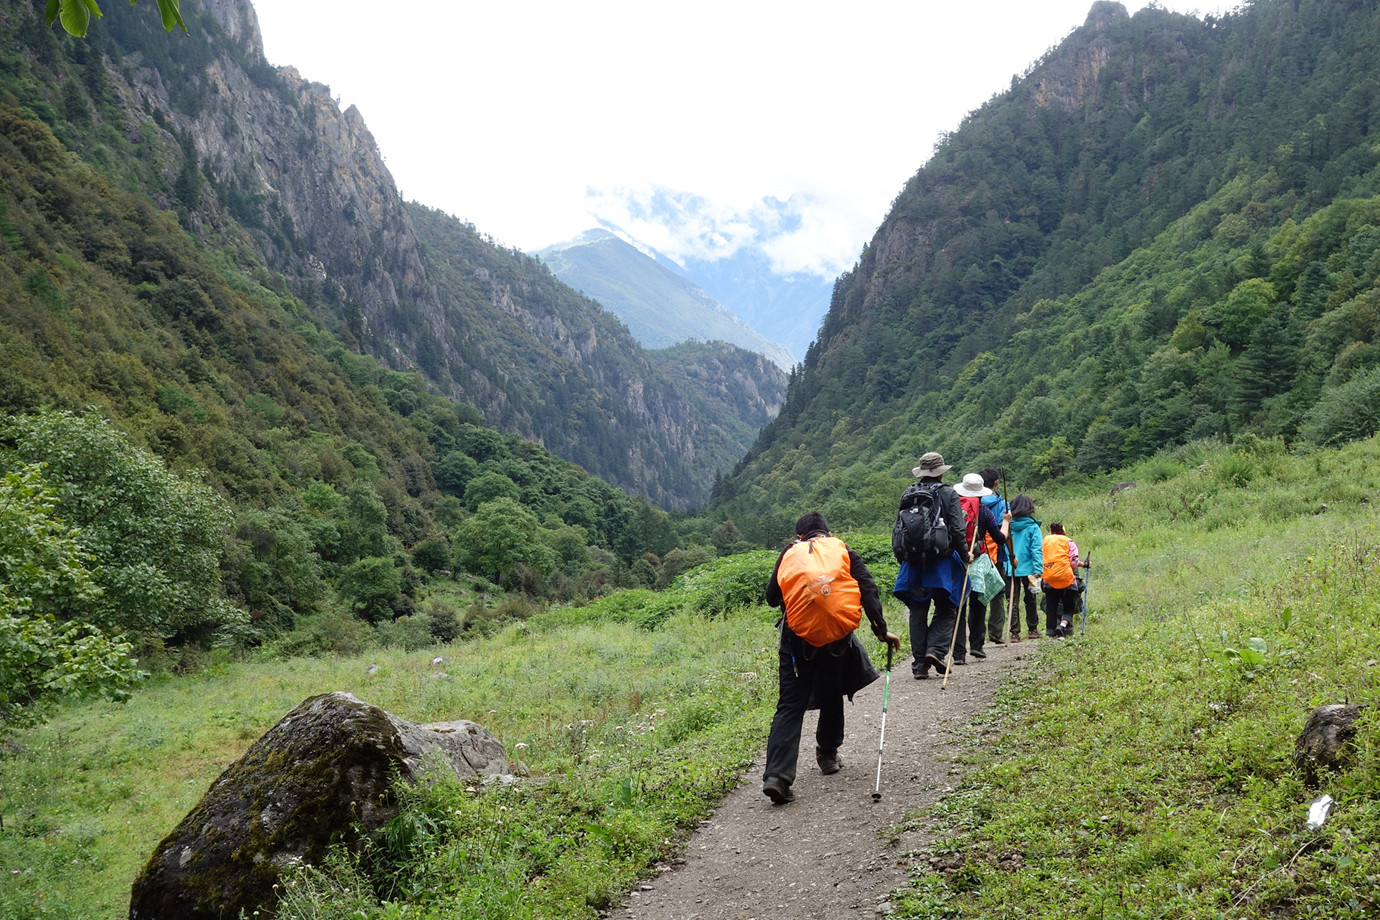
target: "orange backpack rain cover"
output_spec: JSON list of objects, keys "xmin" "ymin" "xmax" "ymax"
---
[{"xmin": 777, "ymin": 536, "xmax": 863, "ymax": 647}]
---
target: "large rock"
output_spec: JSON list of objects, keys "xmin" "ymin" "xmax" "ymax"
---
[
  {"xmin": 128, "ymin": 692, "xmax": 511, "ymax": 920},
  {"xmin": 1294, "ymin": 703, "xmax": 1366, "ymax": 785}
]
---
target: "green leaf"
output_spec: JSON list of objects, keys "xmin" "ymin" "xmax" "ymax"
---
[
  {"xmin": 1247, "ymin": 637, "xmax": 1268, "ymax": 654},
  {"xmin": 1280, "ymin": 606, "xmax": 1292, "ymax": 629},
  {"xmin": 153, "ymin": 0, "xmax": 186, "ymax": 33},
  {"xmin": 59, "ymin": 1, "xmax": 95, "ymax": 37}
]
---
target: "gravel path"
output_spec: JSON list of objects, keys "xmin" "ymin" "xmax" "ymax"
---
[{"xmin": 618, "ymin": 639, "xmax": 1036, "ymax": 919}]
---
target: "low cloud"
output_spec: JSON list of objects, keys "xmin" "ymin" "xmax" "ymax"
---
[{"xmin": 585, "ymin": 184, "xmax": 863, "ymax": 280}]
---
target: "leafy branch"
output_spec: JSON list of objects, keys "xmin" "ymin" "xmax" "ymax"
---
[{"xmin": 46, "ymin": 0, "xmax": 186, "ymax": 38}]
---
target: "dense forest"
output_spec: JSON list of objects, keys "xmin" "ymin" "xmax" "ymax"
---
[{"xmin": 712, "ymin": 0, "xmax": 1380, "ymax": 542}]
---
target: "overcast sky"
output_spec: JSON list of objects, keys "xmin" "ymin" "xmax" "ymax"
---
[{"xmin": 253, "ymin": 1, "xmax": 1225, "ymax": 280}]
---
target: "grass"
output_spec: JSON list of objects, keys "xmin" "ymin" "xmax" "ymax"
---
[{"xmin": 3, "ymin": 435, "xmax": 1379, "ymax": 918}]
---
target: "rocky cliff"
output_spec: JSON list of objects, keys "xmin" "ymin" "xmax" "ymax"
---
[{"xmin": 26, "ymin": 0, "xmax": 783, "ymax": 507}]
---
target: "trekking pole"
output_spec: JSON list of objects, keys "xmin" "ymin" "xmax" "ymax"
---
[
  {"xmin": 1079, "ymin": 550, "xmax": 1092, "ymax": 635},
  {"xmin": 942, "ymin": 521, "xmax": 983, "ymax": 690},
  {"xmin": 872, "ymin": 643, "xmax": 893, "ymax": 802}
]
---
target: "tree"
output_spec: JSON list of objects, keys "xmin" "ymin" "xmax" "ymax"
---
[
  {"xmin": 454, "ymin": 498, "xmax": 554, "ymax": 589},
  {"xmin": 0, "ymin": 465, "xmax": 143, "ymax": 730},
  {"xmin": 48, "ymin": 0, "xmax": 185, "ymax": 38},
  {"xmin": 339, "ymin": 556, "xmax": 403, "ymax": 624},
  {"xmin": 0, "ymin": 410, "xmax": 239, "ymax": 641}
]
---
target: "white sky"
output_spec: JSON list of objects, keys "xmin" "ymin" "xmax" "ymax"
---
[{"xmin": 253, "ymin": 1, "xmax": 1224, "ymax": 280}]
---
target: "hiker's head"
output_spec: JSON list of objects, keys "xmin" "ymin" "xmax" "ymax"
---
[
  {"xmin": 1010, "ymin": 494, "xmax": 1035, "ymax": 517},
  {"xmin": 795, "ymin": 511, "xmax": 830, "ymax": 538},
  {"xmin": 955, "ymin": 472, "xmax": 992, "ymax": 497},
  {"xmin": 1050, "ymin": 522, "xmax": 1065, "ymax": 535},
  {"xmin": 912, "ymin": 451, "xmax": 952, "ymax": 478},
  {"xmin": 978, "ymin": 467, "xmax": 1001, "ymax": 489}
]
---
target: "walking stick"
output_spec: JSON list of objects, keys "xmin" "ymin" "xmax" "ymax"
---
[
  {"xmin": 872, "ymin": 643, "xmax": 893, "ymax": 802},
  {"xmin": 1079, "ymin": 550, "xmax": 1092, "ymax": 635}
]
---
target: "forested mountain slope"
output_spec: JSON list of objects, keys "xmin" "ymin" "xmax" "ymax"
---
[
  {"xmin": 0, "ymin": 0, "xmax": 783, "ymax": 508},
  {"xmin": 713, "ymin": 0, "xmax": 1380, "ymax": 542}
]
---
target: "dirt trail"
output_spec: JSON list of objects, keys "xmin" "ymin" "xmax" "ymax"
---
[{"xmin": 617, "ymin": 640, "xmax": 1035, "ymax": 919}]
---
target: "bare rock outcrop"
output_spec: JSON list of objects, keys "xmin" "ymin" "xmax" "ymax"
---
[{"xmin": 128, "ymin": 691, "xmax": 510, "ymax": 920}]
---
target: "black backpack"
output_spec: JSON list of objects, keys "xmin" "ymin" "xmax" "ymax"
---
[{"xmin": 891, "ymin": 482, "xmax": 951, "ymax": 563}]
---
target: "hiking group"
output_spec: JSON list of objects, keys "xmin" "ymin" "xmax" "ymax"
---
[{"xmin": 761, "ymin": 452, "xmax": 1090, "ymax": 806}]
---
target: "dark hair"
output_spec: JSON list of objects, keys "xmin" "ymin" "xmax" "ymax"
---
[
  {"xmin": 1050, "ymin": 522, "xmax": 1065, "ymax": 534},
  {"xmin": 795, "ymin": 511, "xmax": 829, "ymax": 537},
  {"xmin": 1009, "ymin": 494, "xmax": 1035, "ymax": 517},
  {"xmin": 979, "ymin": 467, "xmax": 1001, "ymax": 489}
]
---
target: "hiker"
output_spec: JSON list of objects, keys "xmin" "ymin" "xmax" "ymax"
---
[
  {"xmin": 891, "ymin": 452, "xmax": 967, "ymax": 679},
  {"xmin": 762, "ymin": 511, "xmax": 901, "ymax": 806},
  {"xmin": 1005, "ymin": 494, "xmax": 1044, "ymax": 640},
  {"xmin": 1042, "ymin": 523, "xmax": 1089, "ymax": 637},
  {"xmin": 952, "ymin": 472, "xmax": 1011, "ymax": 662},
  {"xmin": 976, "ymin": 468, "xmax": 1013, "ymax": 646}
]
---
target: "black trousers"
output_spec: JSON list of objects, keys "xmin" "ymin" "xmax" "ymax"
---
[
  {"xmin": 763, "ymin": 636, "xmax": 846, "ymax": 787},
  {"xmin": 906, "ymin": 594, "xmax": 958, "ymax": 674}
]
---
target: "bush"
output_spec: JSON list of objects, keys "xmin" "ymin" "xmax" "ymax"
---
[
  {"xmin": 375, "ymin": 615, "xmax": 435, "ymax": 651},
  {"xmin": 266, "ymin": 609, "xmax": 375, "ymax": 658}
]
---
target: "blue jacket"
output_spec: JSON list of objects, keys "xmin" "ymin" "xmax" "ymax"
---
[
  {"xmin": 980, "ymin": 492, "xmax": 1010, "ymax": 565},
  {"xmin": 1005, "ymin": 515, "xmax": 1044, "ymax": 578}
]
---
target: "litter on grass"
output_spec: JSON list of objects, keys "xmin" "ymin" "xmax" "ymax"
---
[{"xmin": 1306, "ymin": 794, "xmax": 1335, "ymax": 830}]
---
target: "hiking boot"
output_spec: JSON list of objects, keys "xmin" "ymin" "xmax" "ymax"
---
[
  {"xmin": 762, "ymin": 776, "xmax": 795, "ymax": 806},
  {"xmin": 1027, "ymin": 631, "xmax": 1040, "ymax": 639},
  {"xmin": 989, "ymin": 636, "xmax": 1006, "ymax": 646},
  {"xmin": 925, "ymin": 653, "xmax": 948, "ymax": 675},
  {"xmin": 1057, "ymin": 620, "xmax": 1071, "ymax": 637},
  {"xmin": 971, "ymin": 649, "xmax": 987, "ymax": 659},
  {"xmin": 952, "ymin": 656, "xmax": 967, "ymax": 666},
  {"xmin": 1009, "ymin": 633, "xmax": 1021, "ymax": 643},
  {"xmin": 817, "ymin": 751, "xmax": 842, "ymax": 775}
]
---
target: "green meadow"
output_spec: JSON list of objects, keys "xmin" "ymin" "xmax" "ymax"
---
[{"xmin": 3, "ymin": 435, "xmax": 1379, "ymax": 919}]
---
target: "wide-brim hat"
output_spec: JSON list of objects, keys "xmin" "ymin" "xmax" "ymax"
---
[
  {"xmin": 912, "ymin": 451, "xmax": 952, "ymax": 477},
  {"xmin": 953, "ymin": 472, "xmax": 992, "ymax": 497}
]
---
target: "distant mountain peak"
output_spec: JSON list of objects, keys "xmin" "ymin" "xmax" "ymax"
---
[{"xmin": 535, "ymin": 231, "xmax": 798, "ymax": 371}]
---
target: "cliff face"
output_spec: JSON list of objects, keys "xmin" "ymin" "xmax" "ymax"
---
[{"xmin": 57, "ymin": 0, "xmax": 783, "ymax": 507}]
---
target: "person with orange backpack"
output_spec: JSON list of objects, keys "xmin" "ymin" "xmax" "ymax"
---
[
  {"xmin": 762, "ymin": 511, "xmax": 901, "ymax": 806},
  {"xmin": 1042, "ymin": 522, "xmax": 1088, "ymax": 637}
]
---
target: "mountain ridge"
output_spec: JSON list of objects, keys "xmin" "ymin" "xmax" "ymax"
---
[{"xmin": 534, "ymin": 229, "xmax": 797, "ymax": 371}]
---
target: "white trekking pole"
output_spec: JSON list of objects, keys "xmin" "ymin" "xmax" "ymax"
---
[{"xmin": 872, "ymin": 643, "xmax": 893, "ymax": 802}]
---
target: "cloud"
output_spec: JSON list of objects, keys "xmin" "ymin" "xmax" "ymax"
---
[{"xmin": 585, "ymin": 184, "xmax": 864, "ymax": 280}]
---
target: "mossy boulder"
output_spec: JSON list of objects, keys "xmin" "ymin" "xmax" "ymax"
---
[
  {"xmin": 128, "ymin": 691, "xmax": 511, "ymax": 920},
  {"xmin": 1294, "ymin": 702, "xmax": 1367, "ymax": 786}
]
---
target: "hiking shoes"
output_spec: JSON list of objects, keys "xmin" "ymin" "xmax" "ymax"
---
[
  {"xmin": 971, "ymin": 649, "xmax": 987, "ymax": 659},
  {"xmin": 817, "ymin": 751, "xmax": 842, "ymax": 775},
  {"xmin": 913, "ymin": 666, "xmax": 930, "ymax": 680},
  {"xmin": 925, "ymin": 653, "xmax": 948, "ymax": 675},
  {"xmin": 1027, "ymin": 631, "xmax": 1041, "ymax": 639},
  {"xmin": 763, "ymin": 776, "xmax": 795, "ymax": 806}
]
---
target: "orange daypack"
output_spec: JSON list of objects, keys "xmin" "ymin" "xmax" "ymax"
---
[{"xmin": 776, "ymin": 536, "xmax": 863, "ymax": 647}]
